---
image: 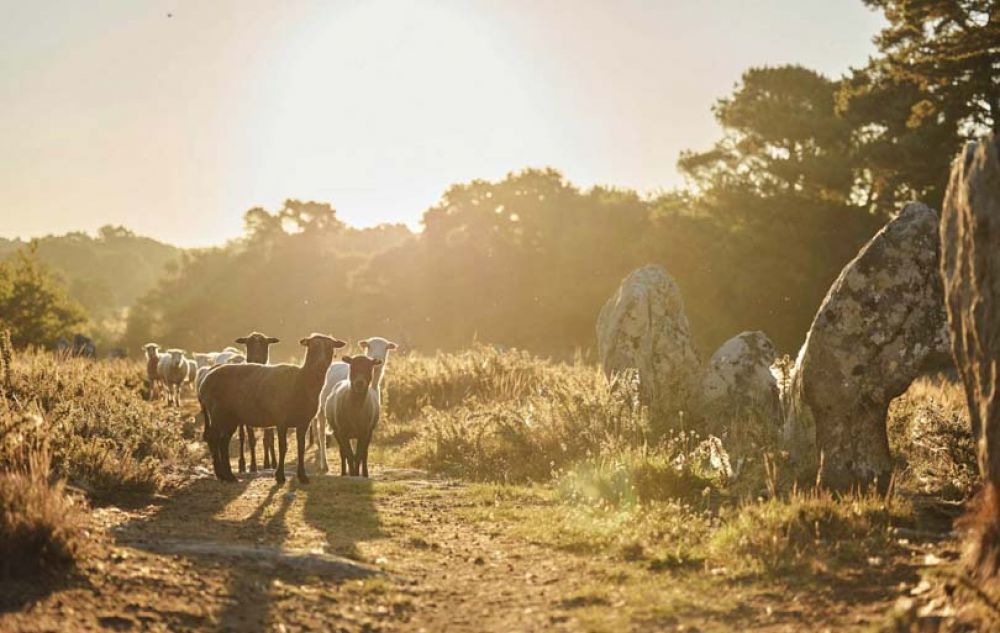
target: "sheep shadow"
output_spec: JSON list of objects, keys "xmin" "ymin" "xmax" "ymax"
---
[{"xmin": 113, "ymin": 441, "xmax": 385, "ymax": 630}]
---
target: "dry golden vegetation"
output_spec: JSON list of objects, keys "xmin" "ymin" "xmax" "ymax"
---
[{"xmin": 0, "ymin": 342, "xmax": 981, "ymax": 630}]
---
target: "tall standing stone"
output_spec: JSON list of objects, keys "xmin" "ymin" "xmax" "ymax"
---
[
  {"xmin": 784, "ymin": 203, "xmax": 950, "ymax": 491},
  {"xmin": 597, "ymin": 265, "xmax": 701, "ymax": 426},
  {"xmin": 941, "ymin": 136, "xmax": 1000, "ymax": 576}
]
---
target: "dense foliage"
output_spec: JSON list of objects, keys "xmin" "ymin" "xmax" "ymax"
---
[{"xmin": 0, "ymin": 246, "xmax": 86, "ymax": 349}]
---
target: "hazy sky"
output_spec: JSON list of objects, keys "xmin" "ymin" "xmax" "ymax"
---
[{"xmin": 1, "ymin": 1, "xmax": 885, "ymax": 247}]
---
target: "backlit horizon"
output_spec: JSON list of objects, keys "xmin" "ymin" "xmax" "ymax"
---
[{"xmin": 1, "ymin": 0, "xmax": 885, "ymax": 247}]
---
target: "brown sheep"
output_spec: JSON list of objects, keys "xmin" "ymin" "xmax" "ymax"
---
[{"xmin": 199, "ymin": 333, "xmax": 345, "ymax": 484}]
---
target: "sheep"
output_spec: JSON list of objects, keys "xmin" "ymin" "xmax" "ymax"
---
[
  {"xmin": 193, "ymin": 352, "xmax": 219, "ymax": 368},
  {"xmin": 158, "ymin": 349, "xmax": 189, "ymax": 407},
  {"xmin": 323, "ymin": 355, "xmax": 383, "ymax": 477},
  {"xmin": 184, "ymin": 356, "xmax": 198, "ymax": 386},
  {"xmin": 199, "ymin": 333, "xmax": 346, "ymax": 484},
  {"xmin": 142, "ymin": 343, "xmax": 167, "ymax": 400},
  {"xmin": 213, "ymin": 347, "xmax": 245, "ymax": 365},
  {"xmin": 313, "ymin": 337, "xmax": 396, "ymax": 472},
  {"xmin": 232, "ymin": 332, "xmax": 280, "ymax": 473}
]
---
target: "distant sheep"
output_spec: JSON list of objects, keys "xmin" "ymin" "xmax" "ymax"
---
[
  {"xmin": 158, "ymin": 349, "xmax": 189, "ymax": 407},
  {"xmin": 214, "ymin": 347, "xmax": 245, "ymax": 365},
  {"xmin": 199, "ymin": 333, "xmax": 345, "ymax": 483},
  {"xmin": 143, "ymin": 343, "xmax": 167, "ymax": 400},
  {"xmin": 313, "ymin": 337, "xmax": 396, "ymax": 471},
  {"xmin": 322, "ymin": 355, "xmax": 383, "ymax": 477}
]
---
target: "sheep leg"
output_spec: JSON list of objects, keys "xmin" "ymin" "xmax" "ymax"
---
[
  {"xmin": 358, "ymin": 432, "xmax": 372, "ymax": 478},
  {"xmin": 219, "ymin": 426, "xmax": 238, "ymax": 482},
  {"xmin": 247, "ymin": 427, "xmax": 258, "ymax": 473},
  {"xmin": 262, "ymin": 429, "xmax": 274, "ymax": 469},
  {"xmin": 335, "ymin": 433, "xmax": 352, "ymax": 476},
  {"xmin": 268, "ymin": 429, "xmax": 277, "ymax": 469},
  {"xmin": 316, "ymin": 414, "xmax": 328, "ymax": 473},
  {"xmin": 238, "ymin": 425, "xmax": 247, "ymax": 473},
  {"xmin": 348, "ymin": 440, "xmax": 360, "ymax": 477},
  {"xmin": 295, "ymin": 425, "xmax": 309, "ymax": 484},
  {"xmin": 275, "ymin": 427, "xmax": 288, "ymax": 484}
]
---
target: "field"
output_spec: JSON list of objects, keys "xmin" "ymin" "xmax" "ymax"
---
[{"xmin": 0, "ymin": 344, "xmax": 988, "ymax": 632}]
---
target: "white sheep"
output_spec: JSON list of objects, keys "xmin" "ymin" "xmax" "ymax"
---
[
  {"xmin": 157, "ymin": 349, "xmax": 189, "ymax": 407},
  {"xmin": 314, "ymin": 337, "xmax": 396, "ymax": 472},
  {"xmin": 142, "ymin": 343, "xmax": 167, "ymax": 400},
  {"xmin": 213, "ymin": 347, "xmax": 245, "ymax": 365},
  {"xmin": 323, "ymin": 355, "xmax": 383, "ymax": 477}
]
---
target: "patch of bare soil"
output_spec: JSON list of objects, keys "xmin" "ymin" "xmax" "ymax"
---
[{"xmin": 0, "ymin": 454, "xmax": 960, "ymax": 632}]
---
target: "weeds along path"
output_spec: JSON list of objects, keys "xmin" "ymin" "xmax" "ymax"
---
[{"xmin": 0, "ymin": 454, "xmax": 957, "ymax": 632}]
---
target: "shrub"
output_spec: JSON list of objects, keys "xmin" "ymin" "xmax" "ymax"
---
[
  {"xmin": 887, "ymin": 376, "xmax": 976, "ymax": 500},
  {"xmin": 2, "ymin": 348, "xmax": 192, "ymax": 496},
  {"xmin": 0, "ymin": 449, "xmax": 85, "ymax": 578}
]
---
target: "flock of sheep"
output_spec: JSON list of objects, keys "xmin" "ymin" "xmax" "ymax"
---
[{"xmin": 142, "ymin": 332, "xmax": 397, "ymax": 484}]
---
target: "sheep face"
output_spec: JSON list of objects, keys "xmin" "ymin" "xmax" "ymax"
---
[
  {"xmin": 236, "ymin": 332, "xmax": 280, "ymax": 364},
  {"xmin": 299, "ymin": 334, "xmax": 347, "ymax": 367},
  {"xmin": 143, "ymin": 343, "xmax": 160, "ymax": 361},
  {"xmin": 342, "ymin": 355, "xmax": 383, "ymax": 395},
  {"xmin": 358, "ymin": 337, "xmax": 398, "ymax": 360},
  {"xmin": 167, "ymin": 349, "xmax": 185, "ymax": 363}
]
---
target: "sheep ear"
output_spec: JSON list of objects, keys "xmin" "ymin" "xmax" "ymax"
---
[
  {"xmin": 266, "ymin": 337, "xmax": 280, "ymax": 344},
  {"xmin": 299, "ymin": 337, "xmax": 309, "ymax": 346},
  {"xmin": 387, "ymin": 342, "xmax": 398, "ymax": 350},
  {"xmin": 358, "ymin": 340, "xmax": 369, "ymax": 349},
  {"xmin": 333, "ymin": 339, "xmax": 347, "ymax": 348},
  {"xmin": 341, "ymin": 355, "xmax": 353, "ymax": 363},
  {"xmin": 235, "ymin": 337, "xmax": 248, "ymax": 344},
  {"xmin": 373, "ymin": 359, "xmax": 383, "ymax": 366}
]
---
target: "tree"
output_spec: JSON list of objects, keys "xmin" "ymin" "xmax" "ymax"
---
[
  {"xmin": 0, "ymin": 245, "xmax": 87, "ymax": 348},
  {"xmin": 864, "ymin": 0, "xmax": 1000, "ymax": 134},
  {"xmin": 838, "ymin": 0, "xmax": 999, "ymax": 214},
  {"xmin": 677, "ymin": 65, "xmax": 882, "ymax": 350}
]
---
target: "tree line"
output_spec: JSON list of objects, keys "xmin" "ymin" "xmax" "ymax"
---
[{"xmin": 5, "ymin": 0, "xmax": 997, "ymax": 359}]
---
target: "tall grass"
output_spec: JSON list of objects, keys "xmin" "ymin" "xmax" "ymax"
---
[
  {"xmin": 381, "ymin": 347, "xmax": 652, "ymax": 482},
  {"xmin": 2, "ymin": 349, "xmax": 194, "ymax": 496}
]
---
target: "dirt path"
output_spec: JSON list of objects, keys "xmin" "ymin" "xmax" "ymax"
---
[{"xmin": 0, "ymin": 451, "xmax": 956, "ymax": 632}]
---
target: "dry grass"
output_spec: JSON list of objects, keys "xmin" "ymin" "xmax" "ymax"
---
[
  {"xmin": 0, "ymin": 446, "xmax": 86, "ymax": 578},
  {"xmin": 887, "ymin": 376, "xmax": 976, "ymax": 501},
  {"xmin": 2, "ymin": 349, "xmax": 194, "ymax": 496},
  {"xmin": 0, "ymin": 339, "xmax": 196, "ymax": 578}
]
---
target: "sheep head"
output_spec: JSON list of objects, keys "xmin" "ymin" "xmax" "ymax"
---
[
  {"xmin": 236, "ymin": 331, "xmax": 280, "ymax": 364},
  {"xmin": 299, "ymin": 334, "xmax": 347, "ymax": 368},
  {"xmin": 342, "ymin": 355, "xmax": 383, "ymax": 395},
  {"xmin": 142, "ymin": 343, "xmax": 160, "ymax": 359},
  {"xmin": 358, "ymin": 337, "xmax": 398, "ymax": 360}
]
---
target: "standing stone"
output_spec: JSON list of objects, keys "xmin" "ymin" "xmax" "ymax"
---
[
  {"xmin": 597, "ymin": 265, "xmax": 701, "ymax": 426},
  {"xmin": 784, "ymin": 203, "xmax": 950, "ymax": 491},
  {"xmin": 702, "ymin": 331, "xmax": 782, "ymax": 453},
  {"xmin": 941, "ymin": 137, "xmax": 1000, "ymax": 575}
]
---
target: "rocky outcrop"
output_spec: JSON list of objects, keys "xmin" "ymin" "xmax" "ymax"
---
[
  {"xmin": 701, "ymin": 331, "xmax": 782, "ymax": 455},
  {"xmin": 597, "ymin": 265, "xmax": 701, "ymax": 426},
  {"xmin": 784, "ymin": 202, "xmax": 950, "ymax": 491},
  {"xmin": 941, "ymin": 137, "xmax": 1000, "ymax": 508}
]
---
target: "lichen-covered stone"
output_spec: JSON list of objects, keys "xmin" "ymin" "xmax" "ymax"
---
[
  {"xmin": 702, "ymin": 331, "xmax": 781, "ymax": 456},
  {"xmin": 941, "ymin": 137, "xmax": 1000, "ymax": 501},
  {"xmin": 597, "ymin": 265, "xmax": 701, "ymax": 425},
  {"xmin": 784, "ymin": 202, "xmax": 950, "ymax": 491}
]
